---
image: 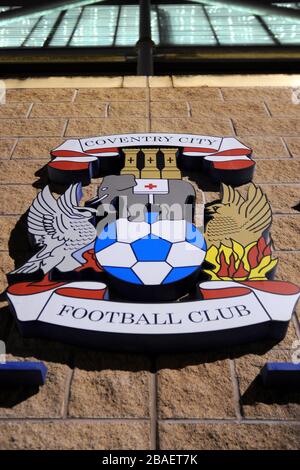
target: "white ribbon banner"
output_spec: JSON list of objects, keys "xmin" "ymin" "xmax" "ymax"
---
[{"xmin": 7, "ymin": 280, "xmax": 300, "ymax": 336}]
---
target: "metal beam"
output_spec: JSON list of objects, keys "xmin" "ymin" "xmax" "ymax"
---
[
  {"xmin": 0, "ymin": 0, "xmax": 102, "ymax": 26},
  {"xmin": 136, "ymin": 0, "xmax": 154, "ymax": 76},
  {"xmin": 199, "ymin": 0, "xmax": 300, "ymax": 21}
]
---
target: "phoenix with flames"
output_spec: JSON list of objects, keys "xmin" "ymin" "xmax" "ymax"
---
[{"xmin": 204, "ymin": 183, "xmax": 277, "ymax": 281}]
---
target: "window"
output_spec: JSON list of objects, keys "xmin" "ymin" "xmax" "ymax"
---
[{"xmin": 0, "ymin": 2, "xmax": 300, "ymax": 48}]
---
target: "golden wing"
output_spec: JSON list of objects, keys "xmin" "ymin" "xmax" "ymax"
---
[
  {"xmin": 205, "ymin": 183, "xmax": 272, "ymax": 248},
  {"xmin": 205, "ymin": 184, "xmax": 245, "ymax": 246},
  {"xmin": 239, "ymin": 183, "xmax": 272, "ymax": 235},
  {"xmin": 221, "ymin": 183, "xmax": 244, "ymax": 209}
]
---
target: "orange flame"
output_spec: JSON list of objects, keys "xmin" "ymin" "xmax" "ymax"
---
[{"xmin": 204, "ymin": 236, "xmax": 277, "ymax": 281}]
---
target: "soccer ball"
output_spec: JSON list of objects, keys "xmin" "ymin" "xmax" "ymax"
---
[{"xmin": 94, "ymin": 217, "xmax": 206, "ymax": 287}]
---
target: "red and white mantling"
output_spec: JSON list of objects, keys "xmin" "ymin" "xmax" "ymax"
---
[{"xmin": 48, "ymin": 133, "xmax": 253, "ymax": 178}]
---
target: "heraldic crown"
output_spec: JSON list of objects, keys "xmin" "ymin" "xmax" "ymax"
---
[{"xmin": 6, "ymin": 133, "xmax": 300, "ymax": 352}]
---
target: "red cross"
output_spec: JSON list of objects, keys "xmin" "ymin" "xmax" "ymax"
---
[{"xmin": 144, "ymin": 183, "xmax": 157, "ymax": 190}]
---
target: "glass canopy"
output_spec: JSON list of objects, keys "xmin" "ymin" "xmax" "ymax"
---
[{"xmin": 0, "ymin": 2, "xmax": 300, "ymax": 48}]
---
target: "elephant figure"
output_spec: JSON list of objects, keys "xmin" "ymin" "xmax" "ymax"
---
[{"xmin": 86, "ymin": 174, "xmax": 197, "ymax": 223}]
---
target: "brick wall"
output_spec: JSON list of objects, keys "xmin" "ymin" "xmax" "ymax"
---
[{"xmin": 0, "ymin": 77, "xmax": 299, "ymax": 449}]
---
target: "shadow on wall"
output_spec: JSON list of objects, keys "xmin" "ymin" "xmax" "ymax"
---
[
  {"xmin": 241, "ymin": 374, "xmax": 300, "ymax": 407},
  {"xmin": 33, "ymin": 163, "xmax": 75, "ymax": 195},
  {"xmin": 0, "ymin": 384, "xmax": 40, "ymax": 409},
  {"xmin": 181, "ymin": 169, "xmax": 220, "ymax": 193},
  {"xmin": 292, "ymin": 202, "xmax": 300, "ymax": 213}
]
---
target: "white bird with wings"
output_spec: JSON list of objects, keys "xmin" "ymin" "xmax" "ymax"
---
[{"xmin": 13, "ymin": 184, "xmax": 97, "ymax": 275}]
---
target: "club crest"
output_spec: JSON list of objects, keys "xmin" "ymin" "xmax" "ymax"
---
[{"xmin": 6, "ymin": 133, "xmax": 300, "ymax": 352}]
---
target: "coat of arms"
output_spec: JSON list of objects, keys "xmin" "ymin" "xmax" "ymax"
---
[{"xmin": 6, "ymin": 133, "xmax": 300, "ymax": 352}]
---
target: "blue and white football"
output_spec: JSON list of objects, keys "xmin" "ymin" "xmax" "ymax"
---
[{"xmin": 94, "ymin": 216, "xmax": 206, "ymax": 286}]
